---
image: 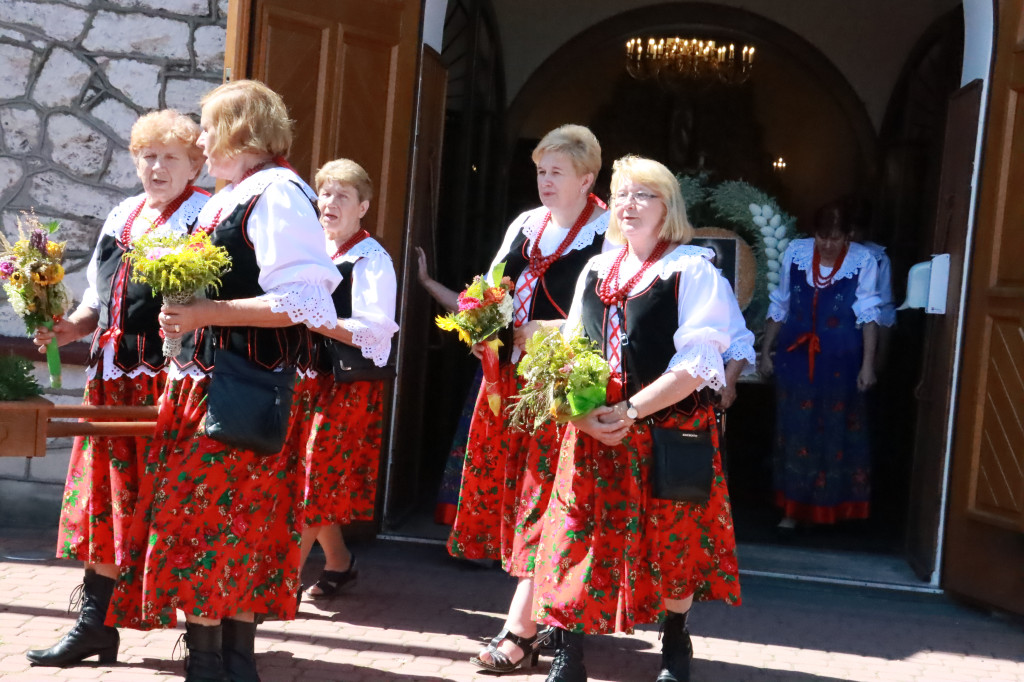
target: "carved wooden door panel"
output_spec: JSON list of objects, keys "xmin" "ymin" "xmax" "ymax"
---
[
  {"xmin": 227, "ymin": 0, "xmax": 421, "ymax": 256},
  {"xmin": 943, "ymin": 0, "xmax": 1024, "ymax": 613}
]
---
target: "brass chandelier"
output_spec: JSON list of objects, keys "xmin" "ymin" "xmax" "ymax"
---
[{"xmin": 625, "ymin": 37, "xmax": 755, "ymax": 85}]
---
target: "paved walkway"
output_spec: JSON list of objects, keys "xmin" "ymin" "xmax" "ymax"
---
[{"xmin": 0, "ymin": 532, "xmax": 1022, "ymax": 681}]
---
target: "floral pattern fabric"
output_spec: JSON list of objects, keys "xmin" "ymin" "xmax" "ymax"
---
[
  {"xmin": 57, "ymin": 371, "xmax": 163, "ymax": 565},
  {"xmin": 533, "ymin": 404, "xmax": 741, "ymax": 635},
  {"xmin": 108, "ymin": 375, "xmax": 303, "ymax": 630},
  {"xmin": 447, "ymin": 362, "xmax": 565, "ymax": 577},
  {"xmin": 301, "ymin": 375, "xmax": 384, "ymax": 529}
]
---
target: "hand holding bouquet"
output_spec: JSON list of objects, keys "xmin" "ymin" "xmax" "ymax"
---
[
  {"xmin": 436, "ymin": 262, "xmax": 514, "ymax": 415},
  {"xmin": 508, "ymin": 327, "xmax": 611, "ymax": 432},
  {"xmin": 0, "ymin": 214, "xmax": 71, "ymax": 387},
  {"xmin": 122, "ymin": 229, "xmax": 231, "ymax": 356}
]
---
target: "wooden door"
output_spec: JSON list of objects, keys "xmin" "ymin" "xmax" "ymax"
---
[
  {"xmin": 226, "ymin": 0, "xmax": 421, "ymax": 257},
  {"xmin": 903, "ymin": 81, "xmax": 983, "ymax": 581},
  {"xmin": 382, "ymin": 46, "xmax": 448, "ymax": 526},
  {"xmin": 943, "ymin": 0, "xmax": 1024, "ymax": 613},
  {"xmin": 225, "ymin": 0, "xmax": 423, "ymax": 532}
]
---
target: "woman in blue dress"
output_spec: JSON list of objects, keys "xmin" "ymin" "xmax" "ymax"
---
[{"xmin": 758, "ymin": 201, "xmax": 882, "ymax": 527}]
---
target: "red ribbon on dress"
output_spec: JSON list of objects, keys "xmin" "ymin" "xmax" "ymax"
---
[{"xmin": 785, "ymin": 242, "xmax": 849, "ymax": 384}]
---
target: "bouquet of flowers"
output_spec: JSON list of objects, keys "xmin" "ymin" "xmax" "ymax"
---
[
  {"xmin": 122, "ymin": 229, "xmax": 231, "ymax": 356},
  {"xmin": 0, "ymin": 214, "xmax": 71, "ymax": 387},
  {"xmin": 435, "ymin": 262, "xmax": 514, "ymax": 415},
  {"xmin": 508, "ymin": 327, "xmax": 610, "ymax": 432}
]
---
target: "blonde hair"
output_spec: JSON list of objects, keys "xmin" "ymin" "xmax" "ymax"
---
[
  {"xmin": 315, "ymin": 158, "xmax": 373, "ymax": 203},
  {"xmin": 606, "ymin": 155, "xmax": 693, "ymax": 245},
  {"xmin": 531, "ymin": 124, "xmax": 602, "ymax": 183},
  {"xmin": 128, "ymin": 109, "xmax": 203, "ymax": 165},
  {"xmin": 199, "ymin": 80, "xmax": 292, "ymax": 158}
]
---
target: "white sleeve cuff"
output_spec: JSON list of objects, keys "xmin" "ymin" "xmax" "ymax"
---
[
  {"xmin": 667, "ymin": 341, "xmax": 727, "ymax": 391},
  {"xmin": 340, "ymin": 318, "xmax": 396, "ymax": 367},
  {"xmin": 263, "ymin": 282, "xmax": 338, "ymax": 329}
]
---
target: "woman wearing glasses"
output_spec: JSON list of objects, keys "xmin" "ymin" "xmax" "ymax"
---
[
  {"xmin": 532, "ymin": 156, "xmax": 741, "ymax": 682},
  {"xmin": 449, "ymin": 124, "xmax": 610, "ymax": 673}
]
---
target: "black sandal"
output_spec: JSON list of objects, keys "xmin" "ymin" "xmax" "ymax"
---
[
  {"xmin": 304, "ymin": 555, "xmax": 358, "ymax": 599},
  {"xmin": 469, "ymin": 627, "xmax": 551, "ymax": 673}
]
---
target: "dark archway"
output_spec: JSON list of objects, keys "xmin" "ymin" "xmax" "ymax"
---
[{"xmin": 504, "ymin": 2, "xmax": 877, "ymax": 228}]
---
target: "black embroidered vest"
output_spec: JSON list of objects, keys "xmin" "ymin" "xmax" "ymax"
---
[
  {"xmin": 313, "ymin": 255, "xmax": 396, "ymax": 381},
  {"xmin": 89, "ymin": 234, "xmax": 165, "ymax": 372},
  {"xmin": 174, "ymin": 188, "xmax": 310, "ymax": 372}
]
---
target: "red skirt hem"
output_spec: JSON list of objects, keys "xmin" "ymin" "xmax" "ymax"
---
[{"xmin": 775, "ymin": 492, "xmax": 870, "ymax": 524}]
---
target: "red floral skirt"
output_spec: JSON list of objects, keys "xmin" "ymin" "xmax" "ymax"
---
[
  {"xmin": 57, "ymin": 370, "xmax": 163, "ymax": 565},
  {"xmin": 301, "ymin": 375, "xmax": 384, "ymax": 529},
  {"xmin": 447, "ymin": 362, "xmax": 564, "ymax": 577},
  {"xmin": 108, "ymin": 374, "xmax": 304, "ymax": 630},
  {"xmin": 533, "ymin": 405, "xmax": 741, "ymax": 635}
]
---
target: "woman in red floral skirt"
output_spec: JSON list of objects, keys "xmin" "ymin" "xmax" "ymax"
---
[
  {"xmin": 26, "ymin": 110, "xmax": 208, "ymax": 668},
  {"xmin": 447, "ymin": 125, "xmax": 610, "ymax": 673},
  {"xmin": 532, "ymin": 156, "xmax": 741, "ymax": 682},
  {"xmin": 298, "ymin": 159, "xmax": 398, "ymax": 599},
  {"xmin": 108, "ymin": 80, "xmax": 341, "ymax": 682}
]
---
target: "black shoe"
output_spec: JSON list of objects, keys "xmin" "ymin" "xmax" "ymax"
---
[
  {"xmin": 470, "ymin": 626, "xmax": 551, "ymax": 673},
  {"xmin": 26, "ymin": 570, "xmax": 119, "ymax": 667},
  {"xmin": 222, "ymin": 618, "xmax": 260, "ymax": 682},
  {"xmin": 304, "ymin": 554, "xmax": 358, "ymax": 599},
  {"xmin": 546, "ymin": 628, "xmax": 587, "ymax": 682},
  {"xmin": 184, "ymin": 622, "xmax": 229, "ymax": 682},
  {"xmin": 656, "ymin": 611, "xmax": 693, "ymax": 682}
]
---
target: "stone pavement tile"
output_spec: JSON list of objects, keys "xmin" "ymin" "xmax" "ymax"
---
[{"xmin": 2, "ymin": 534, "xmax": 1024, "ymax": 681}]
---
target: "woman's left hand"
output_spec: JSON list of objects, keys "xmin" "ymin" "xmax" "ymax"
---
[
  {"xmin": 857, "ymin": 363, "xmax": 877, "ymax": 392},
  {"xmin": 572, "ymin": 405, "xmax": 632, "ymax": 446},
  {"xmin": 160, "ymin": 299, "xmax": 215, "ymax": 339},
  {"xmin": 513, "ymin": 320, "xmax": 543, "ymax": 351}
]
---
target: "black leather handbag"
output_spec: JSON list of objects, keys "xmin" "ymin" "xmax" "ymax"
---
[
  {"xmin": 324, "ymin": 341, "xmax": 396, "ymax": 384},
  {"xmin": 649, "ymin": 426, "xmax": 716, "ymax": 504},
  {"xmin": 204, "ymin": 349, "xmax": 296, "ymax": 456}
]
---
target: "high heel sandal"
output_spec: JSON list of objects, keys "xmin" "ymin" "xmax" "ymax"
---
[
  {"xmin": 469, "ymin": 627, "xmax": 551, "ymax": 673},
  {"xmin": 304, "ymin": 555, "xmax": 358, "ymax": 599}
]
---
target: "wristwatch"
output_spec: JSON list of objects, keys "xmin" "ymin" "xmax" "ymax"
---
[{"xmin": 625, "ymin": 399, "xmax": 639, "ymax": 420}]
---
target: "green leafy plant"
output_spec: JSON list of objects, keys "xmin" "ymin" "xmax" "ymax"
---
[
  {"xmin": 508, "ymin": 327, "xmax": 610, "ymax": 433},
  {"xmin": 0, "ymin": 355, "xmax": 42, "ymax": 401}
]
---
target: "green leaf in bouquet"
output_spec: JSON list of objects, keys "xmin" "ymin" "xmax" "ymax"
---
[
  {"xmin": 567, "ymin": 384, "xmax": 606, "ymax": 417},
  {"xmin": 489, "ymin": 261, "xmax": 506, "ymax": 285}
]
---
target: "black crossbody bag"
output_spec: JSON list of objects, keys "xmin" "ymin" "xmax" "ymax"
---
[
  {"xmin": 204, "ymin": 348, "xmax": 296, "ymax": 456},
  {"xmin": 649, "ymin": 426, "xmax": 716, "ymax": 504}
]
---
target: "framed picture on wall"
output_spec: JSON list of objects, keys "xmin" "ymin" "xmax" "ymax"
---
[{"xmin": 691, "ymin": 236, "xmax": 739, "ymax": 290}]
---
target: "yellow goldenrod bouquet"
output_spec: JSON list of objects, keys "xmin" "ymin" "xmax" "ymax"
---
[
  {"xmin": 122, "ymin": 229, "xmax": 231, "ymax": 356},
  {"xmin": 436, "ymin": 262, "xmax": 514, "ymax": 415},
  {"xmin": 0, "ymin": 213, "xmax": 71, "ymax": 387}
]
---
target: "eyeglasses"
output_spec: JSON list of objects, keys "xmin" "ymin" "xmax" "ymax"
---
[{"xmin": 612, "ymin": 190, "xmax": 660, "ymax": 205}]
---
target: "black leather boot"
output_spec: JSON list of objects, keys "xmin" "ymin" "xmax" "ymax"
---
[
  {"xmin": 184, "ymin": 622, "xmax": 229, "ymax": 682},
  {"xmin": 26, "ymin": 569, "xmax": 119, "ymax": 666},
  {"xmin": 222, "ymin": 618, "xmax": 260, "ymax": 682},
  {"xmin": 546, "ymin": 628, "xmax": 587, "ymax": 682},
  {"xmin": 656, "ymin": 611, "xmax": 693, "ymax": 682}
]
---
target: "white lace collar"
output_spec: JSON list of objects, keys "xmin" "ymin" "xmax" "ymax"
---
[
  {"xmin": 195, "ymin": 166, "xmax": 315, "ymax": 227},
  {"xmin": 789, "ymin": 238, "xmax": 874, "ymax": 282},
  {"xmin": 105, "ymin": 189, "xmax": 209, "ymax": 238},
  {"xmin": 520, "ymin": 205, "xmax": 609, "ymax": 255},
  {"xmin": 594, "ymin": 243, "xmax": 714, "ymax": 280},
  {"xmin": 331, "ymin": 235, "xmax": 390, "ymax": 264}
]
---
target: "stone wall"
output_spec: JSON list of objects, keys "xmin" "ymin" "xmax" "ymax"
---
[
  {"xmin": 0, "ymin": 0, "xmax": 227, "ymax": 340},
  {"xmin": 0, "ymin": 0, "xmax": 227, "ymax": 526}
]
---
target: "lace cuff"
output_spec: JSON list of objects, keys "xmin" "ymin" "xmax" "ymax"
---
[
  {"xmin": 264, "ymin": 283, "xmax": 338, "ymax": 329},
  {"xmin": 340, "ymin": 319, "xmax": 393, "ymax": 367},
  {"xmin": 667, "ymin": 341, "xmax": 727, "ymax": 391},
  {"xmin": 767, "ymin": 303, "xmax": 788, "ymax": 322},
  {"xmin": 722, "ymin": 341, "xmax": 756, "ymax": 367},
  {"xmin": 856, "ymin": 307, "xmax": 883, "ymax": 326}
]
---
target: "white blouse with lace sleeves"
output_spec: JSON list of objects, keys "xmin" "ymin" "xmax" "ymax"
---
[
  {"xmin": 668, "ymin": 251, "xmax": 733, "ymax": 391},
  {"xmin": 77, "ymin": 197, "xmax": 134, "ymax": 313},
  {"xmin": 249, "ymin": 180, "xmax": 341, "ymax": 329},
  {"xmin": 337, "ymin": 245, "xmax": 400, "ymax": 367}
]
